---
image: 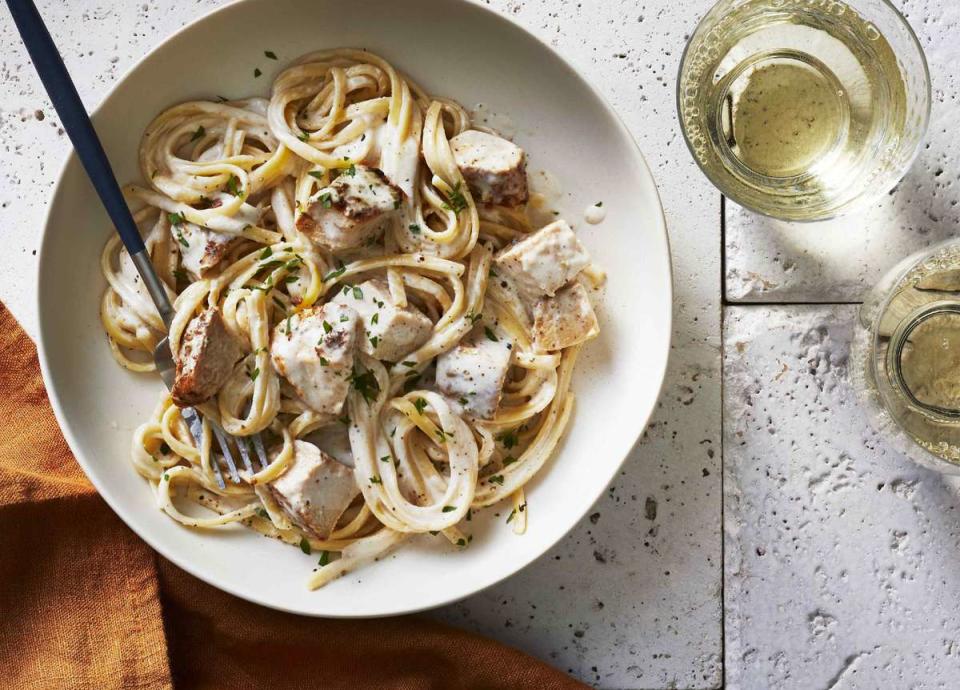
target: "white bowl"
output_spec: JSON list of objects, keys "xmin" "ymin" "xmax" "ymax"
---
[{"xmin": 37, "ymin": 0, "xmax": 672, "ymax": 617}]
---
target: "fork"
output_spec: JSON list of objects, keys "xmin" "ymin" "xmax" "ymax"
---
[{"xmin": 8, "ymin": 0, "xmax": 268, "ymax": 488}]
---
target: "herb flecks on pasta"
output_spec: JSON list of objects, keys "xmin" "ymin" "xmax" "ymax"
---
[{"xmin": 100, "ymin": 49, "xmax": 601, "ymax": 589}]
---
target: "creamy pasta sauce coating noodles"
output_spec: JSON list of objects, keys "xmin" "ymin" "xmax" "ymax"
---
[{"xmin": 100, "ymin": 49, "xmax": 603, "ymax": 589}]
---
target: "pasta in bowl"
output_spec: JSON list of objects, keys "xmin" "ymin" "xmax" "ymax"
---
[
  {"xmin": 37, "ymin": 0, "xmax": 671, "ymax": 616},
  {"xmin": 102, "ymin": 49, "xmax": 604, "ymax": 589}
]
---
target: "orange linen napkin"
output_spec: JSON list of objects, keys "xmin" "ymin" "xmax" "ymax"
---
[{"xmin": 0, "ymin": 303, "xmax": 586, "ymax": 690}]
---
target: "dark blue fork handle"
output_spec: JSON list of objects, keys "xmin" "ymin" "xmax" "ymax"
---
[{"xmin": 7, "ymin": 0, "xmax": 175, "ymax": 326}]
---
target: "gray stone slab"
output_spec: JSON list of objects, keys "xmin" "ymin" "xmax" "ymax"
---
[
  {"xmin": 724, "ymin": 304, "xmax": 960, "ymax": 689},
  {"xmin": 724, "ymin": 0, "xmax": 960, "ymax": 304}
]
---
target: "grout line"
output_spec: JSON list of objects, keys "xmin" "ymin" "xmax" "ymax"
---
[
  {"xmin": 720, "ymin": 195, "xmax": 728, "ymax": 305},
  {"xmin": 722, "ymin": 300, "xmax": 864, "ymax": 307},
  {"xmin": 719, "ymin": 305, "xmax": 727, "ymax": 689},
  {"xmin": 718, "ymin": 193, "xmax": 727, "ymax": 689}
]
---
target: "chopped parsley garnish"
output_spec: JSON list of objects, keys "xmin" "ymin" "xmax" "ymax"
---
[
  {"xmin": 226, "ymin": 174, "xmax": 242, "ymax": 197},
  {"xmin": 380, "ymin": 455, "xmax": 392, "ymax": 463},
  {"xmin": 393, "ymin": 198, "xmax": 402, "ymax": 210},
  {"xmin": 322, "ymin": 320, "xmax": 333, "ymax": 334},
  {"xmin": 160, "ymin": 442, "xmax": 171, "ymax": 455},
  {"xmin": 487, "ymin": 474, "xmax": 504, "ymax": 485},
  {"xmin": 413, "ymin": 398, "xmax": 428, "ymax": 415},
  {"xmin": 484, "ymin": 326, "xmax": 499, "ymax": 342},
  {"xmin": 352, "ymin": 286, "xmax": 363, "ymax": 300},
  {"xmin": 298, "ymin": 132, "xmax": 310, "ymax": 142},
  {"xmin": 282, "ymin": 275, "xmax": 299, "ymax": 285},
  {"xmin": 256, "ymin": 507, "xmax": 268, "ymax": 519},
  {"xmin": 162, "ymin": 473, "xmax": 169, "ymax": 481},
  {"xmin": 248, "ymin": 367, "xmax": 260, "ymax": 382},
  {"xmin": 503, "ymin": 456, "xmax": 517, "ymax": 466},
  {"xmin": 371, "ymin": 313, "xmax": 379, "ymax": 325},
  {"xmin": 174, "ymin": 227, "xmax": 189, "ymax": 248},
  {"xmin": 465, "ymin": 312, "xmax": 482, "ymax": 324},
  {"xmin": 319, "ymin": 192, "xmax": 332, "ymax": 208},
  {"xmin": 506, "ymin": 509, "xmax": 516, "ymax": 524},
  {"xmin": 349, "ymin": 366, "xmax": 381, "ymax": 403},
  {"xmin": 408, "ymin": 223, "xmax": 421, "ymax": 234},
  {"xmin": 339, "ymin": 314, "xmax": 349, "ymax": 323},
  {"xmin": 173, "ymin": 268, "xmax": 188, "ymax": 282},
  {"xmin": 259, "ymin": 246, "xmax": 273, "ymax": 260},
  {"xmin": 317, "ymin": 550, "xmax": 330, "ymax": 566},
  {"xmin": 264, "ymin": 50, "xmax": 277, "ymax": 60},
  {"xmin": 189, "ymin": 125, "xmax": 205, "ymax": 142},
  {"xmin": 458, "ymin": 397, "xmax": 468, "ymax": 406},
  {"xmin": 345, "ymin": 163, "xmax": 356, "ymax": 176},
  {"xmin": 402, "ymin": 361, "xmax": 416, "ymax": 368},
  {"xmin": 322, "ymin": 266, "xmax": 346, "ymax": 282},
  {"xmin": 307, "ymin": 170, "xmax": 325, "ymax": 180},
  {"xmin": 466, "ymin": 509, "xmax": 472, "ymax": 522},
  {"xmin": 258, "ymin": 259, "xmax": 284, "ymax": 272},
  {"xmin": 456, "ymin": 538, "xmax": 467, "ymax": 547},
  {"xmin": 498, "ymin": 431, "xmax": 519, "ymax": 449},
  {"xmin": 318, "ymin": 356, "xmax": 329, "ymax": 367},
  {"xmin": 435, "ymin": 428, "xmax": 447, "ymax": 442},
  {"xmin": 167, "ymin": 211, "xmax": 185, "ymax": 226},
  {"xmin": 369, "ymin": 335, "xmax": 380, "ymax": 349},
  {"xmin": 442, "ymin": 505, "xmax": 455, "ymax": 513},
  {"xmin": 442, "ymin": 182, "xmax": 468, "ymax": 213},
  {"xmin": 254, "ymin": 68, "xmax": 262, "ymax": 78},
  {"xmin": 299, "ymin": 537, "xmax": 311, "ymax": 554},
  {"xmin": 370, "ymin": 475, "xmax": 382, "ymax": 484}
]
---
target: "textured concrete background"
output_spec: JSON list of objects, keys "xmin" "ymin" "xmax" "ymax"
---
[
  {"xmin": 0, "ymin": 1, "xmax": 722, "ymax": 688},
  {"xmin": 5, "ymin": 0, "xmax": 957, "ymax": 688},
  {"xmin": 724, "ymin": 307, "xmax": 960, "ymax": 689}
]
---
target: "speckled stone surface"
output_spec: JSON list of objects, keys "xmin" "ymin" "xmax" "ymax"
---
[
  {"xmin": 724, "ymin": 305, "xmax": 960, "ymax": 689},
  {"xmin": 0, "ymin": 1, "xmax": 723, "ymax": 688},
  {"xmin": 724, "ymin": 0, "xmax": 960, "ymax": 303}
]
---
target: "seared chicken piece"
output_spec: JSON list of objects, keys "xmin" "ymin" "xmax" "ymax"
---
[
  {"xmin": 331, "ymin": 279, "xmax": 433, "ymax": 362},
  {"xmin": 267, "ymin": 440, "xmax": 359, "ymax": 539},
  {"xmin": 435, "ymin": 327, "xmax": 513, "ymax": 420},
  {"xmin": 450, "ymin": 130, "xmax": 528, "ymax": 207},
  {"xmin": 173, "ymin": 221, "xmax": 237, "ymax": 277},
  {"xmin": 270, "ymin": 302, "xmax": 359, "ymax": 415},
  {"xmin": 532, "ymin": 282, "xmax": 599, "ymax": 351},
  {"xmin": 171, "ymin": 307, "xmax": 244, "ymax": 407},
  {"xmin": 494, "ymin": 219, "xmax": 591, "ymax": 300},
  {"xmin": 295, "ymin": 165, "xmax": 401, "ymax": 250}
]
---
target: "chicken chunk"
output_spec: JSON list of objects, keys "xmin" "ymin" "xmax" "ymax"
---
[
  {"xmin": 267, "ymin": 440, "xmax": 360, "ymax": 539},
  {"xmin": 171, "ymin": 307, "xmax": 244, "ymax": 407},
  {"xmin": 331, "ymin": 279, "xmax": 433, "ymax": 362},
  {"xmin": 435, "ymin": 327, "xmax": 513, "ymax": 420},
  {"xmin": 494, "ymin": 219, "xmax": 591, "ymax": 300},
  {"xmin": 270, "ymin": 302, "xmax": 359, "ymax": 415},
  {"xmin": 450, "ymin": 130, "xmax": 528, "ymax": 207},
  {"xmin": 173, "ymin": 221, "xmax": 238, "ymax": 277},
  {"xmin": 295, "ymin": 165, "xmax": 401, "ymax": 250},
  {"xmin": 532, "ymin": 282, "xmax": 599, "ymax": 351}
]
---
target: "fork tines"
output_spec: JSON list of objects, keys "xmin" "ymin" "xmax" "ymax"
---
[{"xmin": 180, "ymin": 407, "xmax": 270, "ymax": 489}]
